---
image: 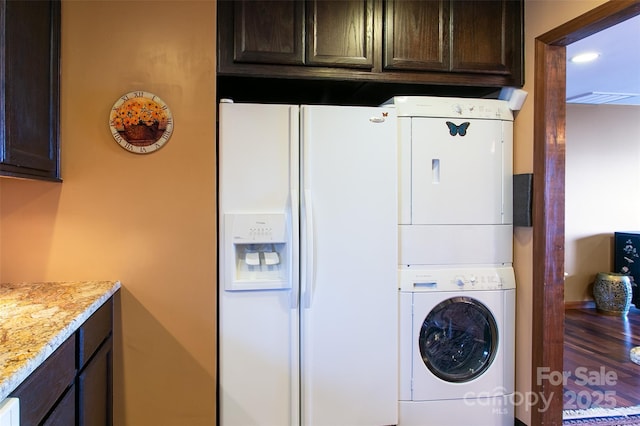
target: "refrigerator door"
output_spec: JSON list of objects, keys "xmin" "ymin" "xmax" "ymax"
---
[
  {"xmin": 300, "ymin": 105, "xmax": 398, "ymax": 426},
  {"xmin": 218, "ymin": 103, "xmax": 300, "ymax": 426}
]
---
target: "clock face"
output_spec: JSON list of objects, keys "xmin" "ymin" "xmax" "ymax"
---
[{"xmin": 109, "ymin": 91, "xmax": 173, "ymax": 154}]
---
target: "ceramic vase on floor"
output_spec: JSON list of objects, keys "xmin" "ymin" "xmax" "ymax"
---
[{"xmin": 593, "ymin": 272, "xmax": 632, "ymax": 316}]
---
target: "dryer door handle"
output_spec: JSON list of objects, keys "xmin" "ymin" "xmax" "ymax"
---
[{"xmin": 432, "ymin": 159, "xmax": 440, "ymax": 183}]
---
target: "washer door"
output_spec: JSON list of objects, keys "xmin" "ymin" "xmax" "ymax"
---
[{"xmin": 419, "ymin": 296, "xmax": 498, "ymax": 383}]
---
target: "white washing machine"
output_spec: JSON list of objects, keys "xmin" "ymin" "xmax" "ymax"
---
[{"xmin": 398, "ymin": 266, "xmax": 515, "ymax": 426}]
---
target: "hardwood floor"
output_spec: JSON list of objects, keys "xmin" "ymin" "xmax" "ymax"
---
[{"xmin": 563, "ymin": 305, "xmax": 640, "ymax": 410}]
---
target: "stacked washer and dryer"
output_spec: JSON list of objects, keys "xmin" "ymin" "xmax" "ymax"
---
[{"xmin": 387, "ymin": 96, "xmax": 516, "ymax": 426}]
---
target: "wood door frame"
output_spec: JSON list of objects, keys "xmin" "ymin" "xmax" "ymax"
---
[{"xmin": 531, "ymin": 1, "xmax": 640, "ymax": 424}]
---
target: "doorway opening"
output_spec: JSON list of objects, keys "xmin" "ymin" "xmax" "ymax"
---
[{"xmin": 532, "ymin": 2, "xmax": 640, "ymax": 425}]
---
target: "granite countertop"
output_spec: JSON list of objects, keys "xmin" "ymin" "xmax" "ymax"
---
[{"xmin": 0, "ymin": 280, "xmax": 121, "ymax": 401}]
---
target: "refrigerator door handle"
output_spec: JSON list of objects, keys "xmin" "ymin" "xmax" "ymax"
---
[
  {"xmin": 303, "ymin": 188, "xmax": 315, "ymax": 308},
  {"xmin": 289, "ymin": 188, "xmax": 300, "ymax": 309}
]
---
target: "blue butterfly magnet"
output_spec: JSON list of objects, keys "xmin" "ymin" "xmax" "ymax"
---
[{"xmin": 446, "ymin": 121, "xmax": 470, "ymax": 136}]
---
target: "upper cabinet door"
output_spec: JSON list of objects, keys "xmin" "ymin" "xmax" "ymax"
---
[
  {"xmin": 231, "ymin": 0, "xmax": 304, "ymax": 65},
  {"xmin": 384, "ymin": 0, "xmax": 522, "ymax": 83},
  {"xmin": 384, "ymin": 0, "xmax": 449, "ymax": 71},
  {"xmin": 450, "ymin": 0, "xmax": 522, "ymax": 77},
  {"xmin": 306, "ymin": 0, "xmax": 374, "ymax": 68},
  {"xmin": 1, "ymin": 0, "xmax": 61, "ymax": 181}
]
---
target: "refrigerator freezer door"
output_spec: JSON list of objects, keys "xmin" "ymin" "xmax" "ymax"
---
[
  {"xmin": 218, "ymin": 103, "xmax": 300, "ymax": 426},
  {"xmin": 300, "ymin": 105, "xmax": 398, "ymax": 426},
  {"xmin": 218, "ymin": 103, "xmax": 298, "ymax": 214}
]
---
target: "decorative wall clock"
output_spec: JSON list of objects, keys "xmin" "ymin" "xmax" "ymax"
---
[{"xmin": 109, "ymin": 91, "xmax": 173, "ymax": 154}]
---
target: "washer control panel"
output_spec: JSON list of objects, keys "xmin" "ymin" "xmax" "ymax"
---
[{"xmin": 399, "ymin": 265, "xmax": 516, "ymax": 292}]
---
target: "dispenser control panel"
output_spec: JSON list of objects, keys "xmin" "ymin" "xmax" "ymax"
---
[{"xmin": 230, "ymin": 214, "xmax": 286, "ymax": 243}]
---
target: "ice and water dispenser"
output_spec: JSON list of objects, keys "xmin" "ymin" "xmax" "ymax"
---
[{"xmin": 223, "ymin": 213, "xmax": 290, "ymax": 291}]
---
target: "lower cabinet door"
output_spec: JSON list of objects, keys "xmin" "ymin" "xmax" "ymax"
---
[
  {"xmin": 78, "ymin": 337, "xmax": 113, "ymax": 426},
  {"xmin": 9, "ymin": 336, "xmax": 75, "ymax": 425},
  {"xmin": 42, "ymin": 385, "xmax": 75, "ymax": 426}
]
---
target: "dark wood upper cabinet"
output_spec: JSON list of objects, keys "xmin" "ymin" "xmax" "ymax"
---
[
  {"xmin": 0, "ymin": 0, "xmax": 61, "ymax": 181},
  {"xmin": 384, "ymin": 0, "xmax": 449, "ymax": 71},
  {"xmin": 450, "ymin": 0, "xmax": 522, "ymax": 76},
  {"xmin": 219, "ymin": 0, "xmax": 375, "ymax": 74},
  {"xmin": 306, "ymin": 0, "xmax": 373, "ymax": 68},
  {"xmin": 232, "ymin": 0, "xmax": 304, "ymax": 65},
  {"xmin": 384, "ymin": 0, "xmax": 522, "ymax": 79},
  {"xmin": 218, "ymin": 0, "xmax": 524, "ymax": 103}
]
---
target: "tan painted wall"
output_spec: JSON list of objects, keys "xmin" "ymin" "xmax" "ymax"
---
[
  {"xmin": 0, "ymin": 1, "xmax": 217, "ymax": 424},
  {"xmin": 564, "ymin": 104, "xmax": 640, "ymax": 302},
  {"xmin": 0, "ymin": 0, "xmax": 626, "ymax": 424}
]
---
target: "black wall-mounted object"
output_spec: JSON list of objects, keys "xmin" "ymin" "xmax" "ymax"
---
[{"xmin": 513, "ymin": 173, "xmax": 533, "ymax": 227}]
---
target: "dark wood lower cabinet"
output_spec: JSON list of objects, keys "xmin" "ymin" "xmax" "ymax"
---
[
  {"xmin": 42, "ymin": 384, "xmax": 75, "ymax": 426},
  {"xmin": 78, "ymin": 337, "xmax": 113, "ymax": 426},
  {"xmin": 10, "ymin": 336, "xmax": 76, "ymax": 425},
  {"xmin": 10, "ymin": 296, "xmax": 115, "ymax": 425}
]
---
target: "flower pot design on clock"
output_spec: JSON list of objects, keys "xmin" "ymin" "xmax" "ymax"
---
[{"xmin": 109, "ymin": 91, "xmax": 173, "ymax": 154}]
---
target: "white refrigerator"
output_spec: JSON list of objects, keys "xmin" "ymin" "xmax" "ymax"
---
[{"xmin": 218, "ymin": 101, "xmax": 398, "ymax": 426}]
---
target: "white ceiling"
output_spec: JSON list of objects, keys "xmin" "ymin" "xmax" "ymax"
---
[{"xmin": 566, "ymin": 14, "xmax": 640, "ymax": 105}]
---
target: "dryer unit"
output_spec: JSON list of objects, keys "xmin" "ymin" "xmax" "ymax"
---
[{"xmin": 386, "ymin": 96, "xmax": 514, "ymax": 266}]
